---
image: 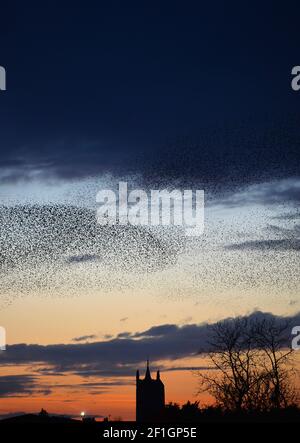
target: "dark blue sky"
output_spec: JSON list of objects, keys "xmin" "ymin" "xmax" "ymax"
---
[{"xmin": 0, "ymin": 1, "xmax": 299, "ymax": 186}]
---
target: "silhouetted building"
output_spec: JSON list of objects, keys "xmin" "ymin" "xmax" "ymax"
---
[{"xmin": 136, "ymin": 360, "xmax": 165, "ymax": 422}]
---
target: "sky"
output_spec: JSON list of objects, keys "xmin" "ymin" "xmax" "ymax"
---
[{"xmin": 0, "ymin": 1, "xmax": 299, "ymax": 420}]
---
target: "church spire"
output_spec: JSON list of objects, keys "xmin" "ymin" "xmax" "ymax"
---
[{"xmin": 145, "ymin": 359, "xmax": 151, "ymax": 380}]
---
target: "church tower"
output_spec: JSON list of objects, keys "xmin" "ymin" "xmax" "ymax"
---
[{"xmin": 136, "ymin": 360, "xmax": 165, "ymax": 422}]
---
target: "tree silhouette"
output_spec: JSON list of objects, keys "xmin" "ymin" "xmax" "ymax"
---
[{"xmin": 197, "ymin": 316, "xmax": 298, "ymax": 412}]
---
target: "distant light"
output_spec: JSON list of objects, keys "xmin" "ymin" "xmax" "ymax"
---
[{"xmin": 80, "ymin": 411, "xmax": 85, "ymax": 417}]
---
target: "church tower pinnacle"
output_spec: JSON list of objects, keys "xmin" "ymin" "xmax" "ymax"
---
[{"xmin": 145, "ymin": 359, "xmax": 151, "ymax": 380}]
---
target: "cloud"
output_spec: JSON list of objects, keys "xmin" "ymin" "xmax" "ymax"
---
[
  {"xmin": 51, "ymin": 379, "xmax": 132, "ymax": 394},
  {"xmin": 1, "ymin": 312, "xmax": 299, "ymax": 378},
  {"xmin": 0, "ymin": 375, "xmax": 51, "ymax": 398},
  {"xmin": 103, "ymin": 334, "xmax": 113, "ymax": 339},
  {"xmin": 133, "ymin": 324, "xmax": 178, "ymax": 338},
  {"xmin": 117, "ymin": 332, "xmax": 132, "ymax": 339},
  {"xmin": 216, "ymin": 178, "xmax": 300, "ymax": 208},
  {"xmin": 225, "ymin": 210, "xmax": 300, "ymax": 253},
  {"xmin": 72, "ymin": 334, "xmax": 97, "ymax": 342},
  {"xmin": 1, "ymin": 120, "xmax": 300, "ymax": 190},
  {"xmin": 161, "ymin": 366, "xmax": 217, "ymax": 372}
]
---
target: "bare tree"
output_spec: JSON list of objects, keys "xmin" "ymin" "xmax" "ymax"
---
[
  {"xmin": 251, "ymin": 317, "xmax": 298, "ymax": 409},
  {"xmin": 197, "ymin": 316, "xmax": 298, "ymax": 412}
]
